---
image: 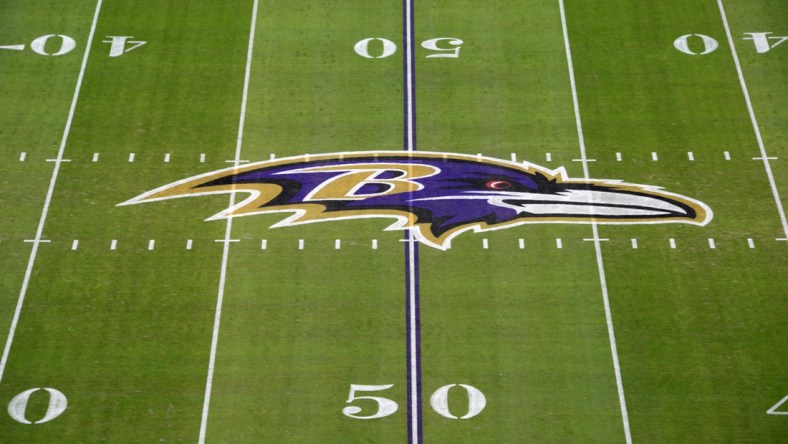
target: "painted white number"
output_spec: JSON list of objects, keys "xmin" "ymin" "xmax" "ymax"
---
[
  {"xmin": 7, "ymin": 388, "xmax": 68, "ymax": 424},
  {"xmin": 354, "ymin": 37, "xmax": 464, "ymax": 58},
  {"xmin": 30, "ymin": 34, "xmax": 76, "ymax": 56},
  {"xmin": 743, "ymin": 32, "xmax": 788, "ymax": 54},
  {"xmin": 342, "ymin": 384, "xmax": 399, "ymax": 419},
  {"xmin": 673, "ymin": 34, "xmax": 718, "ymax": 55},
  {"xmin": 102, "ymin": 36, "xmax": 147, "ymax": 57},
  {"xmin": 421, "ymin": 38, "xmax": 463, "ymax": 58},
  {"xmin": 354, "ymin": 38, "xmax": 397, "ymax": 59},
  {"xmin": 344, "ymin": 383, "xmax": 486, "ymax": 419},
  {"xmin": 429, "ymin": 384, "xmax": 486, "ymax": 419}
]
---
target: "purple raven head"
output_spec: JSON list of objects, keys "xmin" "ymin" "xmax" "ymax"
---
[{"xmin": 119, "ymin": 151, "xmax": 711, "ymax": 249}]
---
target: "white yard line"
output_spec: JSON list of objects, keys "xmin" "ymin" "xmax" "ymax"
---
[
  {"xmin": 197, "ymin": 1, "xmax": 259, "ymax": 442},
  {"xmin": 404, "ymin": 0, "xmax": 421, "ymax": 441},
  {"xmin": 717, "ymin": 0, "xmax": 788, "ymax": 239},
  {"xmin": 0, "ymin": 0, "xmax": 104, "ymax": 386},
  {"xmin": 558, "ymin": 1, "xmax": 632, "ymax": 443}
]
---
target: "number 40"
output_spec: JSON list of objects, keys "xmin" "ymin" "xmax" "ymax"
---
[
  {"xmin": 342, "ymin": 383, "xmax": 486, "ymax": 420},
  {"xmin": 354, "ymin": 37, "xmax": 463, "ymax": 59}
]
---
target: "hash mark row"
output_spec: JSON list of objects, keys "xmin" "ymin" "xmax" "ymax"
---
[
  {"xmin": 14, "ymin": 151, "xmax": 776, "ymax": 164},
  {"xmin": 39, "ymin": 237, "xmax": 779, "ymax": 251}
]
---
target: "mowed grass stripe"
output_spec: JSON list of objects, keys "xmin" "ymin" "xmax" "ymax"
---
[
  {"xmin": 721, "ymin": 0, "xmax": 788, "ymax": 237},
  {"xmin": 716, "ymin": 0, "xmax": 788, "ymax": 237},
  {"xmin": 0, "ymin": 1, "xmax": 252, "ymax": 441},
  {"xmin": 0, "ymin": 0, "xmax": 103, "ymax": 387},
  {"xmin": 416, "ymin": 1, "xmax": 624, "ymax": 442},
  {"xmin": 203, "ymin": 2, "xmax": 409, "ymax": 442},
  {"xmin": 0, "ymin": 0, "xmax": 101, "ymax": 387}
]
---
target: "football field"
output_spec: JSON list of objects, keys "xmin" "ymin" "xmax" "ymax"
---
[{"xmin": 1, "ymin": 0, "xmax": 786, "ymax": 442}]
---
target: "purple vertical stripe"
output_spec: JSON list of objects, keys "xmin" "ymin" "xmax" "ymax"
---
[{"xmin": 403, "ymin": 0, "xmax": 422, "ymax": 443}]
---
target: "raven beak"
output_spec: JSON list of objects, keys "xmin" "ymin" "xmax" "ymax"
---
[{"xmin": 495, "ymin": 188, "xmax": 709, "ymax": 224}]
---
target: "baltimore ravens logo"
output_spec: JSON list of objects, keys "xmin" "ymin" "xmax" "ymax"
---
[{"xmin": 119, "ymin": 151, "xmax": 712, "ymax": 249}]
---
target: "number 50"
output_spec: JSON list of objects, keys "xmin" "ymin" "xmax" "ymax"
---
[
  {"xmin": 342, "ymin": 383, "xmax": 486, "ymax": 420},
  {"xmin": 354, "ymin": 37, "xmax": 463, "ymax": 59}
]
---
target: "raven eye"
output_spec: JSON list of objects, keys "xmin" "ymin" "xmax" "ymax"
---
[{"xmin": 486, "ymin": 180, "xmax": 511, "ymax": 190}]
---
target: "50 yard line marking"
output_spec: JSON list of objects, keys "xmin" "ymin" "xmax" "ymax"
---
[
  {"xmin": 717, "ymin": 0, "xmax": 788, "ymax": 239},
  {"xmin": 558, "ymin": 1, "xmax": 633, "ymax": 443},
  {"xmin": 403, "ymin": 0, "xmax": 422, "ymax": 442},
  {"xmin": 0, "ymin": 0, "xmax": 104, "ymax": 386},
  {"xmin": 197, "ymin": 0, "xmax": 259, "ymax": 442}
]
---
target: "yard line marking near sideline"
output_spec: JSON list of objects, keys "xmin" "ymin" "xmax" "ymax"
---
[
  {"xmin": 403, "ymin": 0, "xmax": 423, "ymax": 442},
  {"xmin": 197, "ymin": 1, "xmax": 258, "ymax": 442},
  {"xmin": 717, "ymin": 0, "xmax": 788, "ymax": 239},
  {"xmin": 558, "ymin": 1, "xmax": 632, "ymax": 443},
  {"xmin": 0, "ymin": 0, "xmax": 104, "ymax": 386}
]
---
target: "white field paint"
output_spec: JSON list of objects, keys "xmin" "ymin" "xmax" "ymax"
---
[
  {"xmin": 688, "ymin": 151, "xmax": 695, "ymax": 161},
  {"xmin": 19, "ymin": 152, "xmax": 26, "ymax": 162},
  {"xmin": 708, "ymin": 238, "xmax": 716, "ymax": 249},
  {"xmin": 198, "ymin": 1, "xmax": 259, "ymax": 443},
  {"xmin": 0, "ymin": 0, "xmax": 104, "ymax": 386},
  {"xmin": 747, "ymin": 238, "xmax": 755, "ymax": 249},
  {"xmin": 717, "ymin": 0, "xmax": 788, "ymax": 238},
  {"xmin": 147, "ymin": 239, "xmax": 155, "ymax": 250},
  {"xmin": 298, "ymin": 239, "xmax": 304, "ymax": 250},
  {"xmin": 372, "ymin": 239, "xmax": 378, "ymax": 250},
  {"xmin": 724, "ymin": 151, "xmax": 731, "ymax": 160},
  {"xmin": 186, "ymin": 239, "xmax": 193, "ymax": 250},
  {"xmin": 110, "ymin": 239, "xmax": 117, "ymax": 250},
  {"xmin": 71, "ymin": 240, "xmax": 79, "ymax": 251},
  {"xmin": 651, "ymin": 152, "xmax": 659, "ymax": 161},
  {"xmin": 669, "ymin": 238, "xmax": 677, "ymax": 249},
  {"xmin": 128, "ymin": 152, "xmax": 135, "ymax": 162},
  {"xmin": 482, "ymin": 238, "xmax": 489, "ymax": 249},
  {"xmin": 164, "ymin": 153, "xmax": 171, "ymax": 163},
  {"xmin": 616, "ymin": 152, "xmax": 622, "ymax": 161},
  {"xmin": 546, "ymin": 152, "xmax": 552, "ymax": 162},
  {"xmin": 510, "ymin": 153, "xmax": 517, "ymax": 162},
  {"xmin": 335, "ymin": 239, "xmax": 341, "ymax": 250},
  {"xmin": 631, "ymin": 238, "xmax": 638, "ymax": 249},
  {"xmin": 261, "ymin": 239, "xmax": 267, "ymax": 250},
  {"xmin": 7, "ymin": 387, "xmax": 68, "ymax": 424},
  {"xmin": 429, "ymin": 384, "xmax": 486, "ymax": 419},
  {"xmin": 404, "ymin": 0, "xmax": 421, "ymax": 441},
  {"xmin": 199, "ymin": 153, "xmax": 206, "ymax": 163},
  {"xmin": 519, "ymin": 238, "xmax": 525, "ymax": 249},
  {"xmin": 92, "ymin": 152, "xmax": 99, "ymax": 162},
  {"xmin": 556, "ymin": 238, "xmax": 563, "ymax": 249},
  {"xmin": 767, "ymin": 395, "xmax": 788, "ymax": 415},
  {"xmin": 558, "ymin": 1, "xmax": 632, "ymax": 442}
]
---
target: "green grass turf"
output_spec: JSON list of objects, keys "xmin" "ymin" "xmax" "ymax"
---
[{"xmin": 0, "ymin": 0, "xmax": 785, "ymax": 442}]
